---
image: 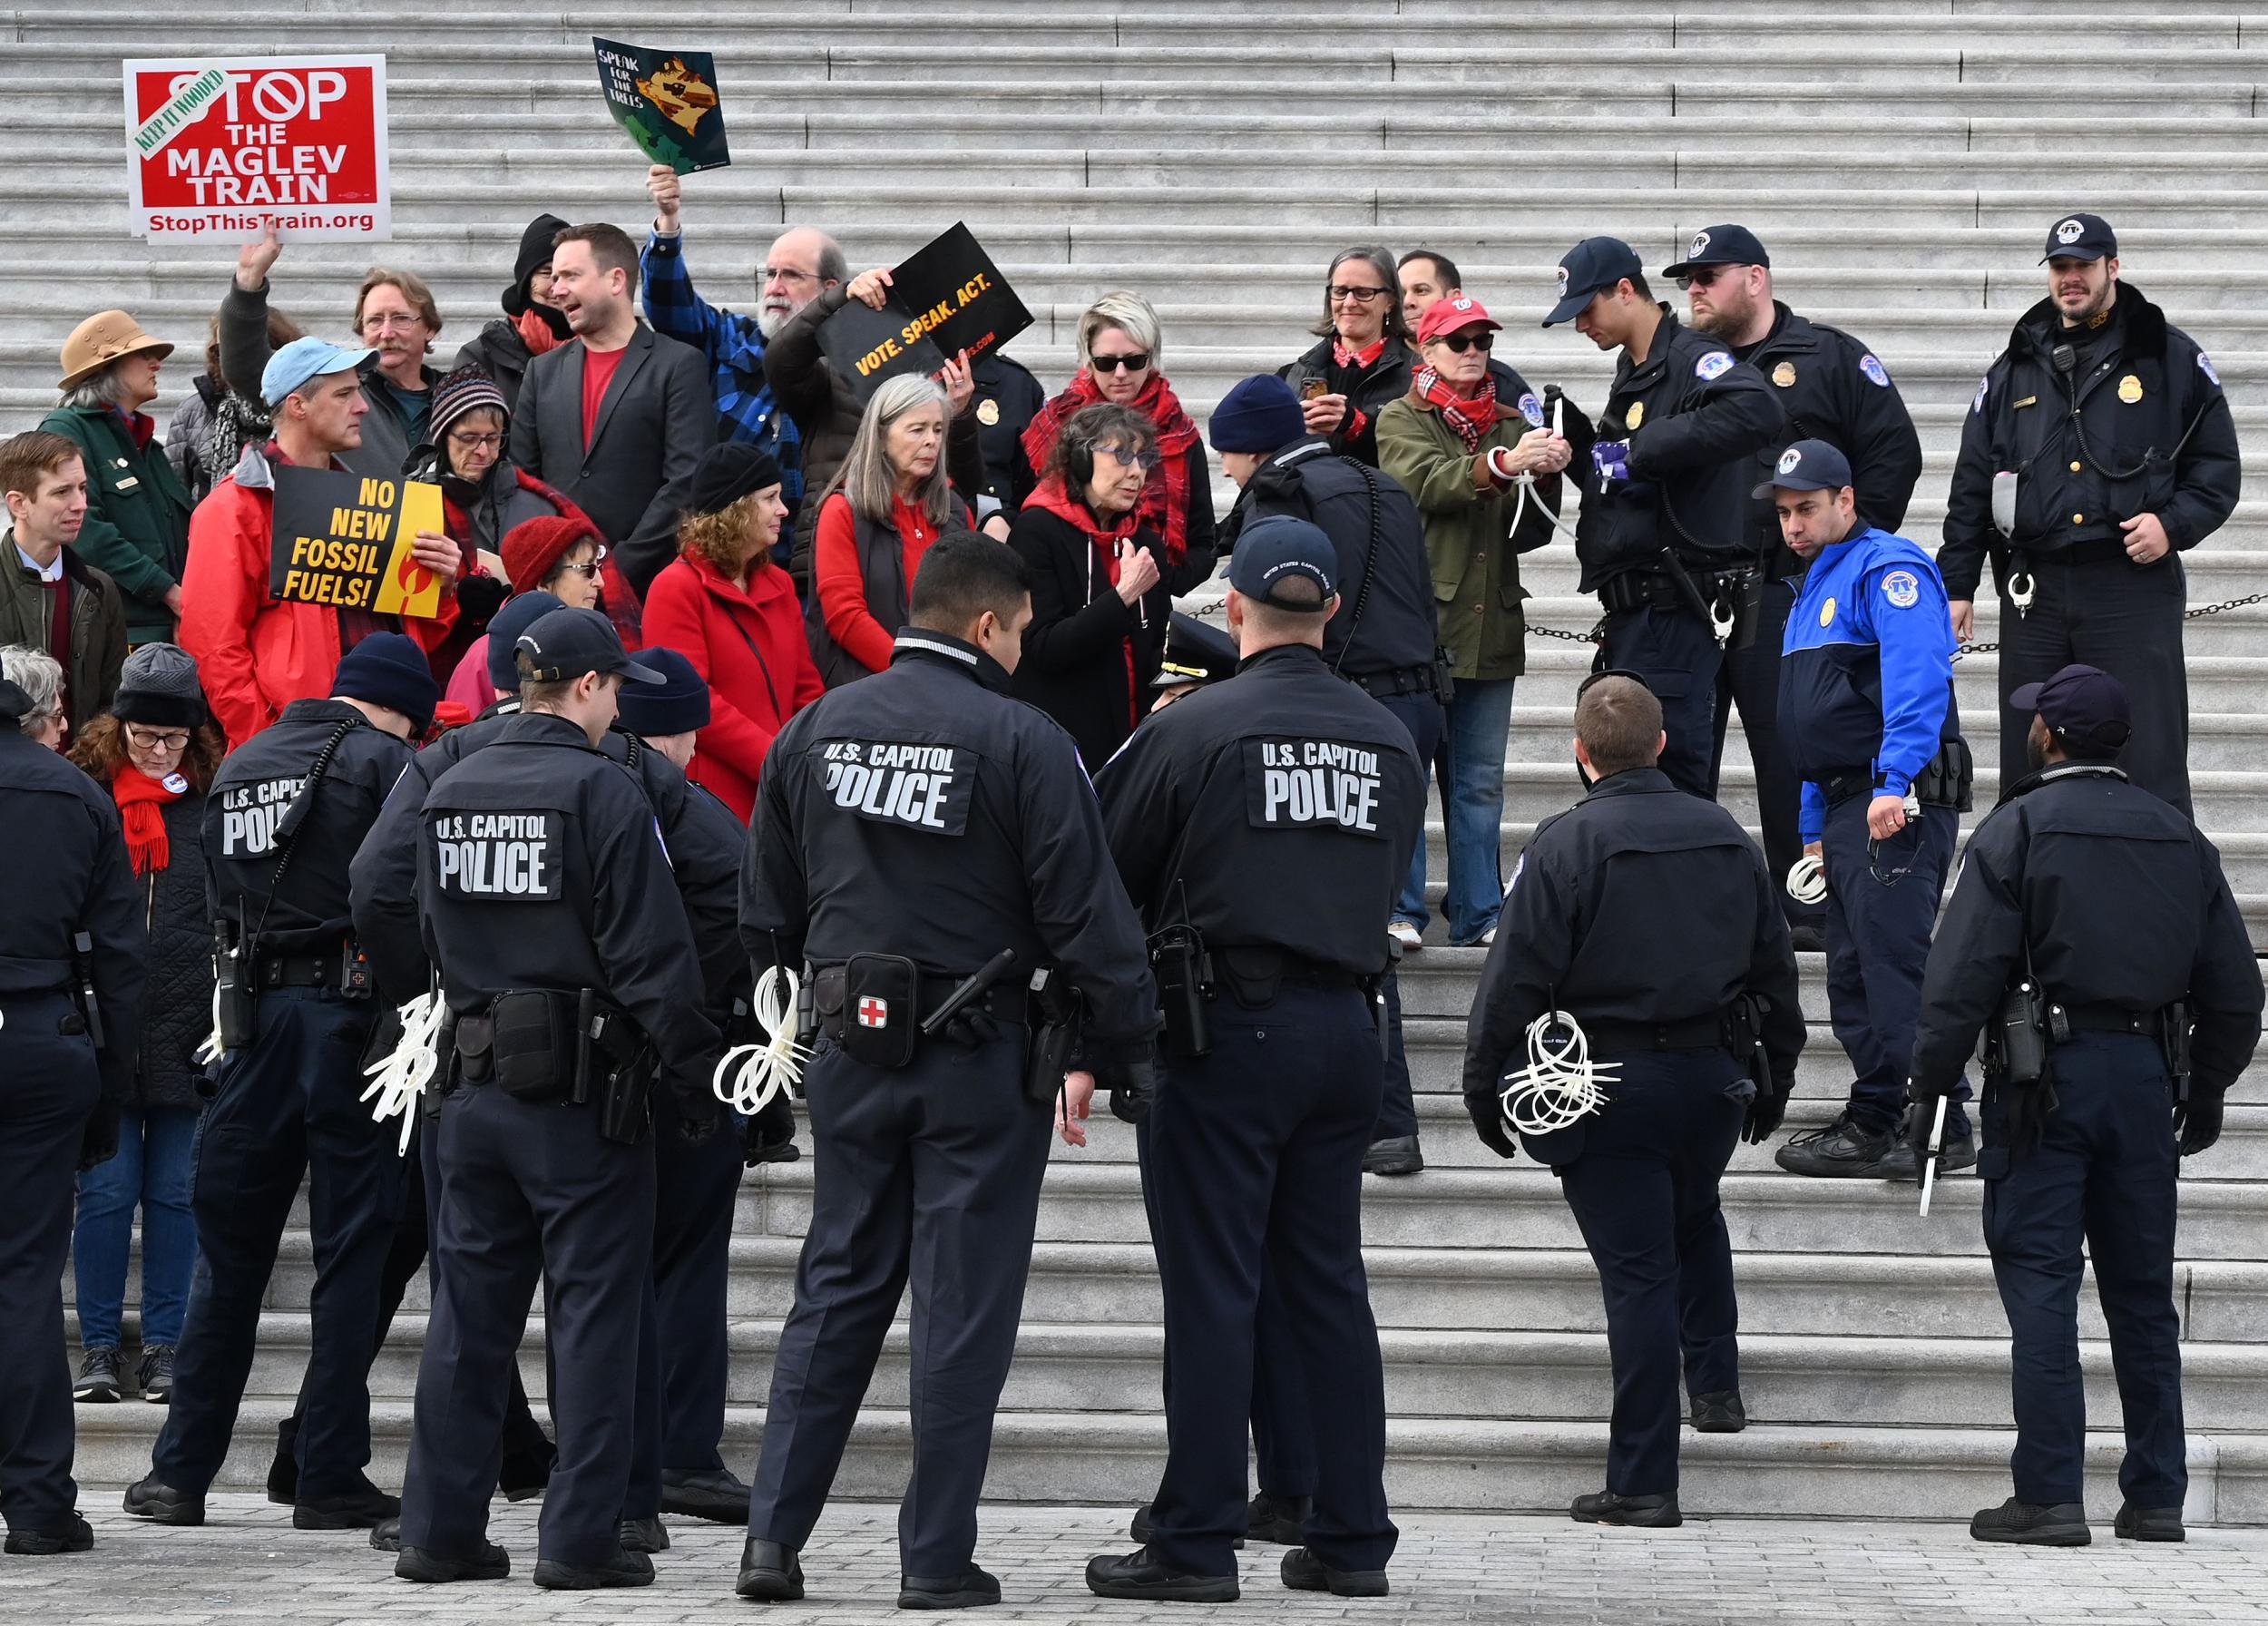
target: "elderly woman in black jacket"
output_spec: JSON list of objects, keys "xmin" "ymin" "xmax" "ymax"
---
[
  {"xmin": 1009, "ymin": 402, "xmax": 1213, "ymax": 768},
  {"xmin": 1278, "ymin": 244, "xmax": 1419, "ymax": 467}
]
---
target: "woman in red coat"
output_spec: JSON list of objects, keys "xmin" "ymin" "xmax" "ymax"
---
[{"xmin": 639, "ymin": 444, "xmax": 824, "ymax": 820}]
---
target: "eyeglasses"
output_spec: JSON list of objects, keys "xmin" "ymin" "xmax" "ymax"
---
[
  {"xmin": 123, "ymin": 723, "xmax": 190, "ymax": 752},
  {"xmin": 1432, "ymin": 331, "xmax": 1494, "ymax": 354},
  {"xmin": 1096, "ymin": 443, "xmax": 1162, "ymax": 473},
  {"xmin": 1674, "ymin": 265, "xmax": 1741, "ymax": 291},
  {"xmin": 1328, "ymin": 285, "xmax": 1393, "ymax": 304},
  {"xmin": 447, "ymin": 432, "xmax": 504, "ymax": 452},
  {"xmin": 759, "ymin": 265, "xmax": 820, "ymax": 286},
  {"xmin": 1090, "ymin": 352, "xmax": 1151, "ymax": 374},
  {"xmin": 360, "ymin": 312, "xmax": 428, "ymax": 332}
]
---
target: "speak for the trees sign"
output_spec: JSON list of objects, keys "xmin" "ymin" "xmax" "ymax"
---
[{"xmin": 122, "ymin": 55, "xmax": 391, "ymax": 241}]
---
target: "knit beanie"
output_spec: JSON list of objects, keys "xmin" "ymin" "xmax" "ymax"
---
[
  {"xmin": 613, "ymin": 645, "xmax": 711, "ymax": 737},
  {"xmin": 429, "ymin": 365, "xmax": 510, "ymax": 446},
  {"xmin": 1207, "ymin": 374, "xmax": 1306, "ymax": 455},
  {"xmin": 332, "ymin": 632, "xmax": 440, "ymax": 733},
  {"xmin": 484, "ymin": 591, "xmax": 564, "ymax": 690},
  {"xmin": 503, "ymin": 514, "xmax": 603, "ymax": 594},
  {"xmin": 686, "ymin": 442, "xmax": 783, "ymax": 517},
  {"xmin": 111, "ymin": 642, "xmax": 207, "ymax": 729}
]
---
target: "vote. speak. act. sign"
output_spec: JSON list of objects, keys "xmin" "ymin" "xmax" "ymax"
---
[{"xmin": 122, "ymin": 55, "xmax": 391, "ymax": 241}]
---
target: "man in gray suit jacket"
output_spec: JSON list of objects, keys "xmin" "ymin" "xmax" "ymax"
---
[{"xmin": 511, "ymin": 222, "xmax": 715, "ymax": 596}]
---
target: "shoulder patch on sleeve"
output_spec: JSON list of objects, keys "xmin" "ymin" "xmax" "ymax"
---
[
  {"xmin": 1695, "ymin": 350, "xmax": 1735, "ymax": 382},
  {"xmin": 1880, "ymin": 568, "xmax": 1921, "ymax": 610},
  {"xmin": 1518, "ymin": 391, "xmax": 1545, "ymax": 427},
  {"xmin": 1972, "ymin": 375, "xmax": 1990, "ymax": 415},
  {"xmin": 2199, "ymin": 351, "xmax": 2222, "ymax": 387},
  {"xmin": 1505, "ymin": 849, "xmax": 1525, "ymax": 896},
  {"xmin": 1860, "ymin": 353, "xmax": 1892, "ymax": 387}
]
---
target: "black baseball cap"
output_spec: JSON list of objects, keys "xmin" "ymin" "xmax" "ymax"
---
[
  {"xmin": 1544, "ymin": 237, "xmax": 1644, "ymax": 327},
  {"xmin": 1228, "ymin": 514, "xmax": 1337, "ymax": 610},
  {"xmin": 2041, "ymin": 212, "xmax": 2117, "ymax": 263},
  {"xmin": 2009, "ymin": 662, "xmax": 2133, "ymax": 753},
  {"xmin": 1150, "ymin": 610, "xmax": 1238, "ymax": 689},
  {"xmin": 1752, "ymin": 438, "xmax": 1853, "ymax": 498},
  {"xmin": 514, "ymin": 606, "xmax": 666, "ymax": 685},
  {"xmin": 1663, "ymin": 223, "xmax": 1770, "ymax": 279}
]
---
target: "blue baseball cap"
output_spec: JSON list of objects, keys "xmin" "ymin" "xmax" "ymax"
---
[
  {"xmin": 2042, "ymin": 212, "xmax": 2117, "ymax": 263},
  {"xmin": 261, "ymin": 335, "xmax": 376, "ymax": 406},
  {"xmin": 1663, "ymin": 223, "xmax": 1771, "ymax": 280},
  {"xmin": 514, "ymin": 606, "xmax": 665, "ymax": 686},
  {"xmin": 1544, "ymin": 237, "xmax": 1644, "ymax": 327},
  {"xmin": 1228, "ymin": 514, "xmax": 1337, "ymax": 611},
  {"xmin": 484, "ymin": 591, "xmax": 564, "ymax": 691},
  {"xmin": 2009, "ymin": 662, "xmax": 2132, "ymax": 754},
  {"xmin": 1752, "ymin": 438, "xmax": 1853, "ymax": 498}
]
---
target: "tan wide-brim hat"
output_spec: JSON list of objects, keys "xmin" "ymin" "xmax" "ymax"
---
[{"xmin": 59, "ymin": 310, "xmax": 173, "ymax": 391}]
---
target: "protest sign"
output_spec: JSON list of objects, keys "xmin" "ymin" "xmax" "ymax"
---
[
  {"xmin": 818, "ymin": 222, "xmax": 1034, "ymax": 401},
  {"xmin": 592, "ymin": 38, "xmax": 730, "ymax": 173},
  {"xmin": 269, "ymin": 465, "xmax": 445, "ymax": 619},
  {"xmin": 122, "ymin": 55, "xmax": 390, "ymax": 241}
]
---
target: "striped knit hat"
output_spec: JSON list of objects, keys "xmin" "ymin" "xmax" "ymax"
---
[{"xmin": 429, "ymin": 365, "xmax": 510, "ymax": 445}]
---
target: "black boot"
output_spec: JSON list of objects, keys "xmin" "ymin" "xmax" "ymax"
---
[
  {"xmin": 1689, "ymin": 1391, "xmax": 1746, "ymax": 1433},
  {"xmin": 395, "ymin": 1542, "xmax": 510, "ymax": 1582},
  {"xmin": 660, "ymin": 1465, "xmax": 751, "ymax": 1523},
  {"xmin": 532, "ymin": 1546, "xmax": 655, "ymax": 1590},
  {"xmin": 369, "ymin": 1516, "xmax": 402, "ymax": 1553},
  {"xmin": 898, "ymin": 1563, "xmax": 1002, "ymax": 1610},
  {"xmin": 1280, "ymin": 1546, "xmax": 1389, "ymax": 1597},
  {"xmin": 1129, "ymin": 1501, "xmax": 1243, "ymax": 1549},
  {"xmin": 266, "ymin": 1416, "xmax": 300, "ymax": 1505},
  {"xmin": 736, "ymin": 1537, "xmax": 806, "ymax": 1602},
  {"xmin": 2115, "ymin": 1503, "xmax": 2185, "ymax": 1543},
  {"xmin": 122, "ymin": 1476, "xmax": 204, "ymax": 1526},
  {"xmin": 4, "ymin": 1512, "xmax": 93, "ymax": 1555},
  {"xmin": 1571, "ymin": 1490, "xmax": 1681, "ymax": 1528},
  {"xmin": 1970, "ymin": 1497, "xmax": 2090, "ymax": 1545},
  {"xmin": 1246, "ymin": 1492, "xmax": 1311, "ymax": 1544},
  {"xmin": 1084, "ymin": 1549, "xmax": 1239, "ymax": 1603},
  {"xmin": 618, "ymin": 1516, "xmax": 670, "ymax": 1554},
  {"xmin": 293, "ymin": 1476, "xmax": 399, "ymax": 1531}
]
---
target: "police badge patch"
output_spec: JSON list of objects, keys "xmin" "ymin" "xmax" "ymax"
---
[
  {"xmin": 1881, "ymin": 570, "xmax": 1921, "ymax": 609},
  {"xmin": 1972, "ymin": 376, "xmax": 1989, "ymax": 415},
  {"xmin": 1695, "ymin": 351, "xmax": 1735, "ymax": 381},
  {"xmin": 1519, "ymin": 391, "xmax": 1545, "ymax": 427},
  {"xmin": 1771, "ymin": 361, "xmax": 1796, "ymax": 388},
  {"xmin": 1860, "ymin": 354, "xmax": 1892, "ymax": 387},
  {"xmin": 2200, "ymin": 352, "xmax": 2222, "ymax": 387}
]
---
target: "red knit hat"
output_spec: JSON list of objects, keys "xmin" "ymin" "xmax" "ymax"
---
[{"xmin": 503, "ymin": 514, "xmax": 603, "ymax": 593}]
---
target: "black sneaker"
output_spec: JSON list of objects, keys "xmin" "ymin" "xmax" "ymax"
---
[
  {"xmin": 1246, "ymin": 1492, "xmax": 1310, "ymax": 1545},
  {"xmin": 369, "ymin": 1516, "xmax": 402, "ymax": 1553},
  {"xmin": 293, "ymin": 1478, "xmax": 399, "ymax": 1530},
  {"xmin": 1970, "ymin": 1497, "xmax": 2090, "ymax": 1545},
  {"xmin": 1361, "ymin": 1136, "xmax": 1424, "ymax": 1178},
  {"xmin": 618, "ymin": 1516, "xmax": 670, "ymax": 1554},
  {"xmin": 1280, "ymin": 1546, "xmax": 1388, "ymax": 1597},
  {"xmin": 4, "ymin": 1512, "xmax": 93, "ymax": 1555},
  {"xmin": 1084, "ymin": 1550, "xmax": 1238, "ymax": 1603},
  {"xmin": 1774, "ymin": 1112, "xmax": 1897, "ymax": 1178},
  {"xmin": 533, "ymin": 1546, "xmax": 654, "ymax": 1590},
  {"xmin": 1877, "ymin": 1107, "xmax": 1979, "ymax": 1183},
  {"xmin": 736, "ymin": 1537, "xmax": 806, "ymax": 1602},
  {"xmin": 267, "ymin": 1417, "xmax": 300, "ymax": 1504},
  {"xmin": 1571, "ymin": 1490, "xmax": 1681, "ymax": 1528},
  {"xmin": 899, "ymin": 1564, "xmax": 1002, "ymax": 1610},
  {"xmin": 136, "ymin": 1345, "xmax": 174, "ymax": 1405},
  {"xmin": 660, "ymin": 1465, "xmax": 750, "ymax": 1523},
  {"xmin": 1689, "ymin": 1391, "xmax": 1746, "ymax": 1433},
  {"xmin": 73, "ymin": 1347, "xmax": 125, "ymax": 1404},
  {"xmin": 396, "ymin": 1543, "xmax": 510, "ymax": 1582},
  {"xmin": 1128, "ymin": 1502, "xmax": 1243, "ymax": 1549},
  {"xmin": 2115, "ymin": 1503, "xmax": 2185, "ymax": 1543},
  {"xmin": 122, "ymin": 1475, "xmax": 204, "ymax": 1525}
]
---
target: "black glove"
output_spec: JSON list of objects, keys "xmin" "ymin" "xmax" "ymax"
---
[
  {"xmin": 455, "ymin": 572, "xmax": 510, "ymax": 631},
  {"xmin": 1108, "ymin": 1053, "xmax": 1158, "ymax": 1124},
  {"xmin": 675, "ymin": 1101, "xmax": 720, "ymax": 1145},
  {"xmin": 78, "ymin": 1099, "xmax": 122, "ymax": 1172},
  {"xmin": 1742, "ymin": 1081, "xmax": 1793, "ymax": 1145},
  {"xmin": 2175, "ymin": 1089, "xmax": 2224, "ymax": 1158},
  {"xmin": 1463, "ymin": 1091, "xmax": 1519, "ymax": 1161},
  {"xmin": 742, "ymin": 1090, "xmax": 799, "ymax": 1165},
  {"xmin": 1906, "ymin": 1077, "xmax": 1958, "ymax": 1172}
]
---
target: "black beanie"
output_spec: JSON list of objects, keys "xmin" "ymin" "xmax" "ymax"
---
[
  {"xmin": 686, "ymin": 441, "xmax": 784, "ymax": 517},
  {"xmin": 333, "ymin": 632, "xmax": 441, "ymax": 733},
  {"xmin": 503, "ymin": 213, "xmax": 572, "ymax": 318},
  {"xmin": 614, "ymin": 645, "xmax": 711, "ymax": 737}
]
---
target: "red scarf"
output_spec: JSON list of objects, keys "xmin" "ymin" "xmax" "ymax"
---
[
  {"xmin": 1413, "ymin": 365, "xmax": 1499, "ymax": 453},
  {"xmin": 1021, "ymin": 370, "xmax": 1198, "ymax": 564},
  {"xmin": 112, "ymin": 765, "xmax": 186, "ymax": 876},
  {"xmin": 515, "ymin": 307, "xmax": 563, "ymax": 359},
  {"xmin": 1333, "ymin": 336, "xmax": 1387, "ymax": 370},
  {"xmin": 1025, "ymin": 475, "xmax": 1149, "ymax": 732}
]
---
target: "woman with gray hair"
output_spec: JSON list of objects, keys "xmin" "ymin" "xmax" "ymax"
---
[
  {"xmin": 0, "ymin": 645, "xmax": 66, "ymax": 749},
  {"xmin": 1278, "ymin": 245, "xmax": 1419, "ymax": 466},
  {"xmin": 39, "ymin": 312, "xmax": 195, "ymax": 646},
  {"xmin": 806, "ymin": 373, "xmax": 976, "ymax": 686}
]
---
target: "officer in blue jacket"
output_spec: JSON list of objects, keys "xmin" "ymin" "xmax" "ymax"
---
[{"xmin": 1765, "ymin": 442, "xmax": 1974, "ymax": 1180}]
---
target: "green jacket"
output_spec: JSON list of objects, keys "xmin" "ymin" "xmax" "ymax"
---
[
  {"xmin": 0, "ymin": 535, "xmax": 128, "ymax": 730},
  {"xmin": 39, "ymin": 404, "xmax": 192, "ymax": 643},
  {"xmin": 1375, "ymin": 390, "xmax": 1559, "ymax": 682}
]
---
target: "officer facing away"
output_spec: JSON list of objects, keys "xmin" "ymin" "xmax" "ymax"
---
[
  {"xmin": 1085, "ymin": 514, "xmax": 1426, "ymax": 1604},
  {"xmin": 126, "ymin": 635, "xmax": 437, "ymax": 1533},
  {"xmin": 1943, "ymin": 213, "xmax": 2240, "ymax": 817},
  {"xmin": 395, "ymin": 607, "xmax": 719, "ymax": 1592},
  {"xmin": 1909, "ymin": 664, "xmax": 2262, "ymax": 1548},
  {"xmin": 1761, "ymin": 441, "xmax": 1976, "ymax": 1180},
  {"xmin": 1670, "ymin": 223, "xmax": 1924, "ymax": 945},
  {"xmin": 736, "ymin": 534, "xmax": 1158, "ymax": 1610},
  {"xmin": 0, "ymin": 674, "xmax": 144, "ymax": 1558},
  {"xmin": 1461, "ymin": 674, "xmax": 1804, "ymax": 1528},
  {"xmin": 1544, "ymin": 236, "xmax": 1786, "ymax": 798}
]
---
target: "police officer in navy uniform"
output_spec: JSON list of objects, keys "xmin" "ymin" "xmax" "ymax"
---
[
  {"xmin": 973, "ymin": 349, "xmax": 1047, "ymax": 526},
  {"xmin": 1761, "ymin": 442, "xmax": 1975, "ymax": 1180},
  {"xmin": 1667, "ymin": 224, "xmax": 1924, "ymax": 945},
  {"xmin": 0, "ymin": 675, "xmax": 143, "ymax": 1557},
  {"xmin": 1462, "ymin": 673, "xmax": 1804, "ymax": 1527},
  {"xmin": 1909, "ymin": 665, "xmax": 2263, "ymax": 1546},
  {"xmin": 394, "ymin": 607, "xmax": 719, "ymax": 1591},
  {"xmin": 1545, "ymin": 236, "xmax": 1786, "ymax": 798},
  {"xmin": 1084, "ymin": 515, "xmax": 1425, "ymax": 1604},
  {"xmin": 123, "ymin": 636, "xmax": 437, "ymax": 1533},
  {"xmin": 736, "ymin": 534, "xmax": 1158, "ymax": 1610},
  {"xmin": 1943, "ymin": 212, "xmax": 2240, "ymax": 817}
]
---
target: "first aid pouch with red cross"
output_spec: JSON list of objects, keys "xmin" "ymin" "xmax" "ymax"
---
[{"xmin": 815, "ymin": 954, "xmax": 921, "ymax": 1070}]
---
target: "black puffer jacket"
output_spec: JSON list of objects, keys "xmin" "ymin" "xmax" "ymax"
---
[{"xmin": 130, "ymin": 791, "xmax": 216, "ymax": 1110}]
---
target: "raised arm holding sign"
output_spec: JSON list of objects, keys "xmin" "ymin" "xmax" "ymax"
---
[
  {"xmin": 817, "ymin": 224, "xmax": 1034, "ymax": 402},
  {"xmin": 592, "ymin": 37, "xmax": 730, "ymax": 174}
]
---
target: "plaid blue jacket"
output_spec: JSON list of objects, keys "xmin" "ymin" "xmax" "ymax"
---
[{"xmin": 640, "ymin": 230, "xmax": 804, "ymax": 502}]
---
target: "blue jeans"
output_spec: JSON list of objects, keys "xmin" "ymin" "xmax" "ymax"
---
[
  {"xmin": 73, "ymin": 1105, "xmax": 200, "ymax": 1349},
  {"xmin": 1398, "ymin": 678, "xmax": 1515, "ymax": 945}
]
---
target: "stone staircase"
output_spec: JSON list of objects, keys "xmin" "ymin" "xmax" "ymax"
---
[{"xmin": 44, "ymin": 3, "xmax": 2268, "ymax": 1523}]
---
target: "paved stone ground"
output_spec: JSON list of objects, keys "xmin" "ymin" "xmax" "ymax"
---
[{"xmin": 8, "ymin": 1496, "xmax": 2268, "ymax": 1623}]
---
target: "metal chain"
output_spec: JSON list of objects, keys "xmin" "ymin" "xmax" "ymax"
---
[{"xmin": 1953, "ymin": 591, "xmax": 2268, "ymax": 661}]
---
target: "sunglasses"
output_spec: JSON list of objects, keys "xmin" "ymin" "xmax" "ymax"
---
[
  {"xmin": 1674, "ymin": 265, "xmax": 1742, "ymax": 291},
  {"xmin": 1432, "ymin": 331, "xmax": 1494, "ymax": 354},
  {"xmin": 1327, "ymin": 285, "xmax": 1393, "ymax": 304},
  {"xmin": 1090, "ymin": 352, "xmax": 1151, "ymax": 373},
  {"xmin": 555, "ymin": 545, "xmax": 609, "ymax": 579},
  {"xmin": 1096, "ymin": 443, "xmax": 1163, "ymax": 473}
]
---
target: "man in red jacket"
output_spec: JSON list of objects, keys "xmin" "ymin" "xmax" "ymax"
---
[{"xmin": 180, "ymin": 338, "xmax": 460, "ymax": 744}]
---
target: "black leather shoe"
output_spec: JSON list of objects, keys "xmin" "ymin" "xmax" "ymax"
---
[
  {"xmin": 369, "ymin": 1517, "xmax": 401, "ymax": 1553},
  {"xmin": 1689, "ymin": 1391, "xmax": 1747, "ymax": 1433},
  {"xmin": 1361, "ymin": 1135, "xmax": 1424, "ymax": 1177},
  {"xmin": 736, "ymin": 1537, "xmax": 806, "ymax": 1602},
  {"xmin": 395, "ymin": 1543, "xmax": 510, "ymax": 1582},
  {"xmin": 899, "ymin": 1563, "xmax": 1002, "ymax": 1609},
  {"xmin": 122, "ymin": 1475, "xmax": 204, "ymax": 1525},
  {"xmin": 1280, "ymin": 1546, "xmax": 1388, "ymax": 1596},
  {"xmin": 1774, "ymin": 1112, "xmax": 1897, "ymax": 1178},
  {"xmin": 660, "ymin": 1465, "xmax": 751, "ymax": 1523},
  {"xmin": 618, "ymin": 1516, "xmax": 670, "ymax": 1553},
  {"xmin": 1970, "ymin": 1497, "xmax": 2090, "ymax": 1545},
  {"xmin": 533, "ymin": 1546, "xmax": 655, "ymax": 1590},
  {"xmin": 2115, "ymin": 1503, "xmax": 2185, "ymax": 1543},
  {"xmin": 499, "ymin": 1443, "xmax": 555, "ymax": 1503},
  {"xmin": 1246, "ymin": 1491, "xmax": 1310, "ymax": 1544},
  {"xmin": 266, "ymin": 1417, "xmax": 300, "ymax": 1504},
  {"xmin": 4, "ymin": 1512, "xmax": 93, "ymax": 1554},
  {"xmin": 1571, "ymin": 1490, "xmax": 1681, "ymax": 1528},
  {"xmin": 1085, "ymin": 1549, "xmax": 1239, "ymax": 1602},
  {"xmin": 292, "ymin": 1478, "xmax": 399, "ymax": 1530},
  {"xmin": 1129, "ymin": 1502, "xmax": 1243, "ymax": 1549}
]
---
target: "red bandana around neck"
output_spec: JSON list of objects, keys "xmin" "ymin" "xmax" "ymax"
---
[
  {"xmin": 1020, "ymin": 369, "xmax": 1198, "ymax": 563},
  {"xmin": 1333, "ymin": 336, "xmax": 1387, "ymax": 371},
  {"xmin": 1413, "ymin": 365, "xmax": 1500, "ymax": 453},
  {"xmin": 112, "ymin": 764, "xmax": 187, "ymax": 875}
]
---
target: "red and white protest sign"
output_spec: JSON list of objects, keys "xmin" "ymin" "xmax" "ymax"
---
[{"xmin": 122, "ymin": 55, "xmax": 391, "ymax": 242}]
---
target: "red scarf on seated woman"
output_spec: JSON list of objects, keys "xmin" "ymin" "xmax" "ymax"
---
[
  {"xmin": 1024, "ymin": 475, "xmax": 1151, "ymax": 732},
  {"xmin": 1020, "ymin": 369, "xmax": 1198, "ymax": 564},
  {"xmin": 1413, "ymin": 364, "xmax": 1500, "ymax": 453},
  {"xmin": 112, "ymin": 765, "xmax": 187, "ymax": 876}
]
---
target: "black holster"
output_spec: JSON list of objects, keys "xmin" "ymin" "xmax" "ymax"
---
[
  {"xmin": 1025, "ymin": 967, "xmax": 1080, "ymax": 1105},
  {"xmin": 588, "ymin": 1004, "xmax": 655, "ymax": 1146},
  {"xmin": 1984, "ymin": 976, "xmax": 2053, "ymax": 1154},
  {"xmin": 2165, "ymin": 999, "xmax": 2194, "ymax": 1104},
  {"xmin": 1149, "ymin": 924, "xmax": 1212, "ymax": 1059},
  {"xmin": 1912, "ymin": 738, "xmax": 1976, "ymax": 813},
  {"xmin": 215, "ymin": 930, "xmax": 258, "ymax": 1052},
  {"xmin": 1725, "ymin": 992, "xmax": 1769, "ymax": 1099}
]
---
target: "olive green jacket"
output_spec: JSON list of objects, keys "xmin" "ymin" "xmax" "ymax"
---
[{"xmin": 39, "ymin": 404, "xmax": 193, "ymax": 644}]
